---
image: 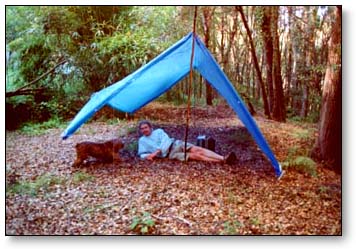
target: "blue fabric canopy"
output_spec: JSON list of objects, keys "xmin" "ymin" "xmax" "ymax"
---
[{"xmin": 61, "ymin": 32, "xmax": 283, "ymax": 177}]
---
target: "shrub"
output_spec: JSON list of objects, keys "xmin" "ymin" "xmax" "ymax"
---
[
  {"xmin": 129, "ymin": 212, "xmax": 156, "ymax": 234},
  {"xmin": 20, "ymin": 116, "xmax": 67, "ymax": 135},
  {"xmin": 282, "ymin": 156, "xmax": 317, "ymax": 177},
  {"xmin": 126, "ymin": 141, "xmax": 138, "ymax": 152},
  {"xmin": 6, "ymin": 173, "xmax": 65, "ymax": 197},
  {"xmin": 72, "ymin": 171, "xmax": 95, "ymax": 184},
  {"xmin": 220, "ymin": 220, "xmax": 243, "ymax": 235}
]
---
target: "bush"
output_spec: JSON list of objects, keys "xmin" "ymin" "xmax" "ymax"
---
[
  {"xmin": 282, "ymin": 156, "xmax": 317, "ymax": 177},
  {"xmin": 129, "ymin": 211, "xmax": 156, "ymax": 234},
  {"xmin": 72, "ymin": 171, "xmax": 95, "ymax": 184},
  {"xmin": 20, "ymin": 116, "xmax": 67, "ymax": 135},
  {"xmin": 6, "ymin": 173, "xmax": 65, "ymax": 197}
]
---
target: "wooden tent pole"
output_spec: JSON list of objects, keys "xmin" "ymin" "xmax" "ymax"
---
[{"xmin": 184, "ymin": 6, "xmax": 198, "ymax": 161}]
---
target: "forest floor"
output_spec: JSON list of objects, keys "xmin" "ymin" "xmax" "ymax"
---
[{"xmin": 5, "ymin": 102, "xmax": 341, "ymax": 235}]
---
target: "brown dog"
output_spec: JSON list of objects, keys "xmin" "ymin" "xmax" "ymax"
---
[{"xmin": 73, "ymin": 138, "xmax": 124, "ymax": 167}]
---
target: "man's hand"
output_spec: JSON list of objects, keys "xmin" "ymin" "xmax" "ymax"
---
[{"xmin": 146, "ymin": 150, "xmax": 161, "ymax": 161}]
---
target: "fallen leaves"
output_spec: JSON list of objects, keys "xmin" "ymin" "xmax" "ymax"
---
[{"xmin": 6, "ymin": 102, "xmax": 341, "ymax": 235}]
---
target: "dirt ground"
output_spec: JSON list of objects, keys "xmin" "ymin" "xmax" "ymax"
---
[{"xmin": 5, "ymin": 102, "xmax": 341, "ymax": 235}]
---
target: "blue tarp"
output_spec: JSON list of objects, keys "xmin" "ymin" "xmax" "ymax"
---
[{"xmin": 61, "ymin": 32, "xmax": 283, "ymax": 177}]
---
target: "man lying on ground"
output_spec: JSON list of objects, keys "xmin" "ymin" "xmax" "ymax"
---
[{"xmin": 137, "ymin": 120, "xmax": 236, "ymax": 164}]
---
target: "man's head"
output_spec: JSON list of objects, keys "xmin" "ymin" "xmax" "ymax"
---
[{"xmin": 138, "ymin": 120, "xmax": 153, "ymax": 136}]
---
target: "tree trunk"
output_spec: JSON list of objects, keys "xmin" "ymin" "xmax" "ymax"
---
[
  {"xmin": 222, "ymin": 7, "xmax": 238, "ymax": 74},
  {"xmin": 271, "ymin": 6, "xmax": 286, "ymax": 122},
  {"xmin": 202, "ymin": 7, "xmax": 215, "ymax": 106},
  {"xmin": 288, "ymin": 6, "xmax": 301, "ymax": 115},
  {"xmin": 237, "ymin": 6, "xmax": 271, "ymax": 118},
  {"xmin": 261, "ymin": 7, "xmax": 274, "ymax": 114},
  {"xmin": 6, "ymin": 59, "xmax": 67, "ymax": 98},
  {"xmin": 300, "ymin": 84, "xmax": 309, "ymax": 118},
  {"xmin": 312, "ymin": 6, "xmax": 341, "ymax": 172},
  {"xmin": 166, "ymin": 89, "xmax": 172, "ymax": 102},
  {"xmin": 285, "ymin": 30, "xmax": 293, "ymax": 108},
  {"xmin": 300, "ymin": 7, "xmax": 312, "ymax": 118},
  {"xmin": 220, "ymin": 11, "xmax": 225, "ymax": 66}
]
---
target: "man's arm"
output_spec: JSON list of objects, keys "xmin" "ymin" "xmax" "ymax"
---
[
  {"xmin": 156, "ymin": 129, "xmax": 173, "ymax": 157},
  {"xmin": 138, "ymin": 129, "xmax": 172, "ymax": 160},
  {"xmin": 145, "ymin": 149, "xmax": 161, "ymax": 160}
]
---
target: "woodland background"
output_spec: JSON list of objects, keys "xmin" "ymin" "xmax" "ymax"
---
[
  {"xmin": 5, "ymin": 6, "xmax": 342, "ymax": 235},
  {"xmin": 6, "ymin": 6, "xmax": 341, "ymax": 168}
]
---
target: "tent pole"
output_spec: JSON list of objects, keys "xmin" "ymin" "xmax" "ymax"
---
[{"xmin": 184, "ymin": 6, "xmax": 198, "ymax": 161}]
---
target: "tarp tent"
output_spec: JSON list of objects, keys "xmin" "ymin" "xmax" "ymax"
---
[{"xmin": 61, "ymin": 32, "xmax": 283, "ymax": 177}]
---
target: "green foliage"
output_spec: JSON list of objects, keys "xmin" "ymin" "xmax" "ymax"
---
[
  {"xmin": 212, "ymin": 98, "xmax": 222, "ymax": 107},
  {"xmin": 291, "ymin": 128, "xmax": 311, "ymax": 140},
  {"xmin": 250, "ymin": 217, "xmax": 260, "ymax": 226},
  {"xmin": 282, "ymin": 143, "xmax": 317, "ymax": 177},
  {"xmin": 294, "ymin": 156, "xmax": 317, "ymax": 174},
  {"xmin": 126, "ymin": 141, "xmax": 138, "ymax": 152},
  {"xmin": 97, "ymin": 32, "xmax": 156, "ymax": 80},
  {"xmin": 6, "ymin": 173, "xmax": 65, "ymax": 197},
  {"xmin": 72, "ymin": 171, "xmax": 95, "ymax": 184},
  {"xmin": 20, "ymin": 116, "xmax": 67, "ymax": 135},
  {"xmin": 129, "ymin": 211, "xmax": 156, "ymax": 234},
  {"xmin": 105, "ymin": 118, "xmax": 120, "ymax": 125},
  {"xmin": 126, "ymin": 126, "xmax": 137, "ymax": 135},
  {"xmin": 6, "ymin": 6, "xmax": 181, "ymax": 129},
  {"xmin": 282, "ymin": 155, "xmax": 317, "ymax": 177},
  {"xmin": 221, "ymin": 220, "xmax": 243, "ymax": 235},
  {"xmin": 7, "ymin": 171, "xmax": 94, "ymax": 196},
  {"xmin": 220, "ymin": 210, "xmax": 244, "ymax": 235}
]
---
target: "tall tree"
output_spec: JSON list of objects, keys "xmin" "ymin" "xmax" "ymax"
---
[
  {"xmin": 312, "ymin": 6, "xmax": 341, "ymax": 172},
  {"xmin": 271, "ymin": 6, "xmax": 286, "ymax": 121},
  {"xmin": 222, "ymin": 7, "xmax": 239, "ymax": 76},
  {"xmin": 237, "ymin": 6, "xmax": 271, "ymax": 118},
  {"xmin": 260, "ymin": 7, "xmax": 274, "ymax": 113},
  {"xmin": 202, "ymin": 7, "xmax": 215, "ymax": 106}
]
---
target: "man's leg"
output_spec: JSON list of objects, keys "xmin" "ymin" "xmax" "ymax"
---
[
  {"xmin": 189, "ymin": 146, "xmax": 224, "ymax": 161},
  {"xmin": 188, "ymin": 151, "xmax": 222, "ymax": 162}
]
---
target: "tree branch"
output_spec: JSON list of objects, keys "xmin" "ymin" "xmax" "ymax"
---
[
  {"xmin": 6, "ymin": 88, "xmax": 45, "ymax": 98},
  {"xmin": 6, "ymin": 59, "xmax": 67, "ymax": 98}
]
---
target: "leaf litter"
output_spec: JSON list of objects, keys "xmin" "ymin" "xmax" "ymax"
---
[{"xmin": 6, "ymin": 102, "xmax": 341, "ymax": 235}]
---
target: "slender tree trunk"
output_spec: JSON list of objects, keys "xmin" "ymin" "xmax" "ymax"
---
[
  {"xmin": 271, "ymin": 6, "xmax": 286, "ymax": 121},
  {"xmin": 312, "ymin": 6, "xmax": 341, "ymax": 172},
  {"xmin": 261, "ymin": 7, "xmax": 275, "ymax": 114},
  {"xmin": 241, "ymin": 49, "xmax": 247, "ymax": 86},
  {"xmin": 300, "ymin": 84, "xmax": 309, "ymax": 117},
  {"xmin": 300, "ymin": 7, "xmax": 311, "ymax": 118},
  {"xmin": 166, "ymin": 89, "xmax": 172, "ymax": 102},
  {"xmin": 285, "ymin": 31, "xmax": 292, "ymax": 108},
  {"xmin": 220, "ymin": 11, "xmax": 225, "ymax": 66},
  {"xmin": 310, "ymin": 7, "xmax": 321, "ymax": 96},
  {"xmin": 237, "ymin": 6, "xmax": 271, "ymax": 118},
  {"xmin": 288, "ymin": 7, "xmax": 301, "ymax": 115},
  {"xmin": 222, "ymin": 7, "xmax": 238, "ymax": 73},
  {"xmin": 202, "ymin": 7, "xmax": 215, "ymax": 106}
]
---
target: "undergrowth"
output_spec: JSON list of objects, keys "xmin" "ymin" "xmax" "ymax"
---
[
  {"xmin": 20, "ymin": 117, "xmax": 67, "ymax": 135},
  {"xmin": 282, "ymin": 146, "xmax": 317, "ymax": 177},
  {"xmin": 6, "ymin": 171, "xmax": 95, "ymax": 197}
]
